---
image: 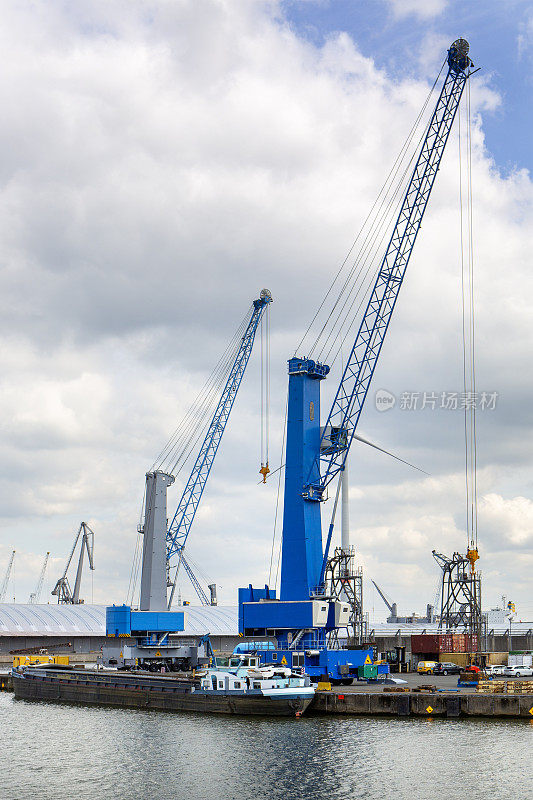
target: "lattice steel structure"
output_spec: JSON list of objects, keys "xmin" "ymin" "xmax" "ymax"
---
[
  {"xmin": 324, "ymin": 547, "xmax": 366, "ymax": 645},
  {"xmin": 432, "ymin": 550, "xmax": 482, "ymax": 640},
  {"xmin": 308, "ymin": 40, "xmax": 472, "ymax": 501}
]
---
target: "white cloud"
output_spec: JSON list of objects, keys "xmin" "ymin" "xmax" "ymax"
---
[
  {"xmin": 0, "ymin": 1, "xmax": 530, "ymax": 618},
  {"xmin": 385, "ymin": 0, "xmax": 448, "ymax": 21},
  {"xmin": 517, "ymin": 11, "xmax": 533, "ymax": 59},
  {"xmin": 480, "ymin": 494, "xmax": 533, "ymax": 548}
]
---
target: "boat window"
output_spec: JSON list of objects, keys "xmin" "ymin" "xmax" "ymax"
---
[
  {"xmin": 272, "ymin": 653, "xmax": 277, "ymax": 661},
  {"xmin": 218, "ymin": 681, "xmax": 224, "ymax": 689},
  {"xmin": 229, "ymin": 658, "xmax": 241, "ymax": 667},
  {"xmin": 253, "ymin": 682, "xmax": 261, "ymax": 689},
  {"xmin": 234, "ymin": 681, "xmax": 241, "ymax": 689},
  {"xmin": 217, "ymin": 657, "xmax": 229, "ymax": 667},
  {"xmin": 211, "ymin": 676, "xmax": 217, "ymax": 691},
  {"xmin": 249, "ymin": 658, "xmax": 257, "ymax": 667}
]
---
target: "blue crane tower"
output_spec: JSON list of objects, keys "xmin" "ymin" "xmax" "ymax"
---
[
  {"xmin": 239, "ymin": 40, "xmax": 474, "ymax": 682},
  {"xmin": 104, "ymin": 290, "xmax": 272, "ymax": 670}
]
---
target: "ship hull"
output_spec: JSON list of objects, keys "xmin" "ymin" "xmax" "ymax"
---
[{"xmin": 12, "ymin": 669, "xmax": 313, "ymax": 717}]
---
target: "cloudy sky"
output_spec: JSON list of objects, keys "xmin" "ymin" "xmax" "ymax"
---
[{"xmin": 0, "ymin": 0, "xmax": 531, "ymax": 622}]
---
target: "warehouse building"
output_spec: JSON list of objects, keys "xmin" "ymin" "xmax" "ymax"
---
[{"xmin": 1, "ymin": 604, "xmax": 531, "ymax": 662}]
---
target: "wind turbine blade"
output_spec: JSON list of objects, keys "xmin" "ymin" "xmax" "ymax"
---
[{"xmin": 353, "ymin": 433, "xmax": 429, "ymax": 475}]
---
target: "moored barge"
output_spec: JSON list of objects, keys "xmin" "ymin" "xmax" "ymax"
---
[{"xmin": 12, "ymin": 665, "xmax": 314, "ymax": 717}]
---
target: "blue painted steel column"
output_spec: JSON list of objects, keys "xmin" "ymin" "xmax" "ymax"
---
[{"xmin": 280, "ymin": 358, "xmax": 329, "ymax": 601}]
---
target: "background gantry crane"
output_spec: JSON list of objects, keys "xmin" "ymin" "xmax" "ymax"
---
[
  {"xmin": 432, "ymin": 549, "xmax": 483, "ymax": 637},
  {"xmin": 0, "ymin": 550, "xmax": 15, "ymax": 603},
  {"xmin": 51, "ymin": 523, "xmax": 95, "ymax": 604},
  {"xmin": 29, "ymin": 552, "xmax": 50, "ymax": 604}
]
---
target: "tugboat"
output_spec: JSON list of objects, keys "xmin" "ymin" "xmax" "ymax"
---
[{"xmin": 12, "ymin": 654, "xmax": 315, "ymax": 717}]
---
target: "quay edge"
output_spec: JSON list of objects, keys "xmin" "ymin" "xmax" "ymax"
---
[{"xmin": 311, "ymin": 690, "xmax": 533, "ymax": 719}]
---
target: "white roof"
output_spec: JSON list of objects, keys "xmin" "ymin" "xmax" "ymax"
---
[
  {"xmin": 0, "ymin": 603, "xmax": 238, "ymax": 638},
  {"xmin": 0, "ymin": 603, "xmax": 106, "ymax": 637},
  {"xmin": 367, "ymin": 620, "xmax": 532, "ymax": 636},
  {"xmin": 0, "ymin": 603, "xmax": 528, "ymax": 638},
  {"xmin": 181, "ymin": 605, "xmax": 238, "ymax": 636}
]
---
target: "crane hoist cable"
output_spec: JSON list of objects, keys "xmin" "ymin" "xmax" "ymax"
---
[
  {"xmin": 316, "ymin": 115, "xmax": 435, "ymax": 364},
  {"xmin": 296, "ymin": 60, "xmax": 445, "ymax": 362},
  {"xmin": 459, "ymin": 78, "xmax": 479, "ymax": 574},
  {"xmin": 268, "ymin": 388, "xmax": 289, "ymax": 586},
  {"xmin": 153, "ymin": 310, "xmax": 251, "ymax": 476},
  {"xmin": 318, "ymin": 83, "xmax": 449, "ymax": 369},
  {"xmin": 128, "ymin": 306, "xmax": 256, "ymax": 606},
  {"xmin": 259, "ymin": 302, "xmax": 271, "ymax": 483},
  {"xmin": 319, "ymin": 110, "xmax": 440, "ymax": 368}
]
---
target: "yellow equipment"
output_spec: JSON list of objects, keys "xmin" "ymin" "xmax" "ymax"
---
[
  {"xmin": 259, "ymin": 463, "xmax": 270, "ymax": 483},
  {"xmin": 466, "ymin": 547, "xmax": 479, "ymax": 573},
  {"xmin": 13, "ymin": 654, "xmax": 69, "ymax": 667}
]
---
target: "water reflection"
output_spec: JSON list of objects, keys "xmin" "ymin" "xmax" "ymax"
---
[{"xmin": 1, "ymin": 694, "xmax": 531, "ymax": 800}]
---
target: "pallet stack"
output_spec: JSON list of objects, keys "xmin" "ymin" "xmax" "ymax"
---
[
  {"xmin": 506, "ymin": 680, "xmax": 533, "ymax": 695},
  {"xmin": 476, "ymin": 680, "xmax": 533, "ymax": 695},
  {"xmin": 476, "ymin": 680, "xmax": 505, "ymax": 694}
]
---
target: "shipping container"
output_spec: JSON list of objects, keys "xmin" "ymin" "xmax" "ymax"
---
[
  {"xmin": 508, "ymin": 653, "xmax": 533, "ymax": 667},
  {"xmin": 439, "ymin": 652, "xmax": 468, "ymax": 667},
  {"xmin": 487, "ymin": 652, "xmax": 508, "ymax": 666},
  {"xmin": 412, "ymin": 633, "xmax": 481, "ymax": 656},
  {"xmin": 411, "ymin": 634, "xmax": 440, "ymax": 655}
]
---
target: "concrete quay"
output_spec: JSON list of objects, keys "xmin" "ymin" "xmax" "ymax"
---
[{"xmin": 312, "ymin": 678, "xmax": 533, "ymax": 720}]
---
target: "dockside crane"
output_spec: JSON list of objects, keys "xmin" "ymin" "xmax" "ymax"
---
[
  {"xmin": 432, "ymin": 549, "xmax": 482, "ymax": 635},
  {"xmin": 29, "ymin": 552, "xmax": 50, "ymax": 604},
  {"xmin": 371, "ymin": 580, "xmax": 398, "ymax": 620},
  {"xmin": 239, "ymin": 40, "xmax": 475, "ymax": 682},
  {"xmin": 51, "ymin": 522, "xmax": 94, "ymax": 604},
  {"xmin": 103, "ymin": 291, "xmax": 272, "ymax": 670},
  {"xmin": 371, "ymin": 579, "xmax": 434, "ymax": 624},
  {"xmin": 0, "ymin": 550, "xmax": 15, "ymax": 602}
]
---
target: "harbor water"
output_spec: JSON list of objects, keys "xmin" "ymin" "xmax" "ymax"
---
[{"xmin": 1, "ymin": 692, "xmax": 531, "ymax": 800}]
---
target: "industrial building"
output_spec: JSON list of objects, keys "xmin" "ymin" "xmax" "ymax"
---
[{"xmin": 1, "ymin": 604, "xmax": 531, "ymax": 666}]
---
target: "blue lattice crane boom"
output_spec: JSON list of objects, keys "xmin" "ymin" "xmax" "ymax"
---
[
  {"xmin": 309, "ymin": 40, "xmax": 473, "ymax": 501},
  {"xmin": 165, "ymin": 289, "xmax": 272, "ymax": 602}
]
